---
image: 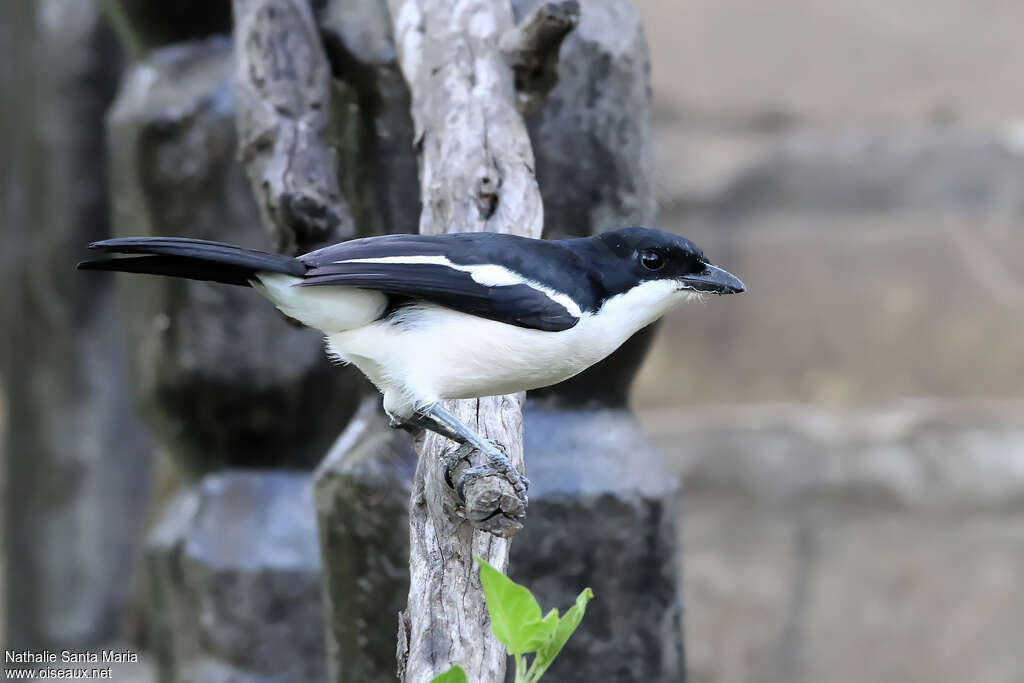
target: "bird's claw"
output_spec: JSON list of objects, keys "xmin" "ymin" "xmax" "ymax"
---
[
  {"xmin": 441, "ymin": 443, "xmax": 474, "ymax": 490},
  {"xmin": 479, "ymin": 441, "xmax": 530, "ymax": 500},
  {"xmin": 442, "ymin": 440, "xmax": 529, "ymax": 503}
]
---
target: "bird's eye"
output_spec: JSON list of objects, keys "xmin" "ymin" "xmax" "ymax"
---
[{"xmin": 640, "ymin": 249, "xmax": 665, "ymax": 271}]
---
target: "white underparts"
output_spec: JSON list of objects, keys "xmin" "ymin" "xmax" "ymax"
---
[
  {"xmin": 251, "ymin": 273, "xmax": 387, "ymax": 333},
  {"xmin": 330, "ymin": 278, "xmax": 692, "ymax": 417},
  {"xmin": 252, "ymin": 271, "xmax": 697, "ymax": 420}
]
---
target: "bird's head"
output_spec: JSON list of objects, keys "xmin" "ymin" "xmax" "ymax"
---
[{"xmin": 592, "ymin": 227, "xmax": 746, "ymax": 302}]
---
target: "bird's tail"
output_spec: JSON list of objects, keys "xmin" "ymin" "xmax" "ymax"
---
[{"xmin": 77, "ymin": 237, "xmax": 306, "ymax": 286}]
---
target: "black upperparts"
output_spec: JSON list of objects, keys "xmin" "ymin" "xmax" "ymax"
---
[
  {"xmin": 559, "ymin": 227, "xmax": 710, "ymax": 299},
  {"xmin": 78, "ymin": 237, "xmax": 306, "ymax": 286},
  {"xmin": 78, "ymin": 228, "xmax": 740, "ymax": 328},
  {"xmin": 300, "ymin": 231, "xmax": 604, "ymax": 313}
]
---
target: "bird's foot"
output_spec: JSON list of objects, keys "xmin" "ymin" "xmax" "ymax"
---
[{"xmin": 442, "ymin": 439, "xmax": 529, "ymax": 503}]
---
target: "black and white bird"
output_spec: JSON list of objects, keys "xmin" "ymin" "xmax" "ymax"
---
[{"xmin": 80, "ymin": 227, "xmax": 745, "ymax": 497}]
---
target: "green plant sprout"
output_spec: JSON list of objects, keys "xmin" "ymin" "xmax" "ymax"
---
[
  {"xmin": 430, "ymin": 556, "xmax": 594, "ymax": 683},
  {"xmin": 430, "ymin": 665, "xmax": 468, "ymax": 683}
]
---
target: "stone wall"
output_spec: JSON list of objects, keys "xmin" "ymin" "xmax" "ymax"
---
[
  {"xmin": 631, "ymin": 1, "xmax": 1024, "ymax": 681},
  {"xmin": 633, "ymin": 0, "xmax": 1024, "ymax": 406},
  {"xmin": 642, "ymin": 400, "xmax": 1024, "ymax": 683}
]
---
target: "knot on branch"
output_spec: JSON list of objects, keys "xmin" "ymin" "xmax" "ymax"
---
[
  {"xmin": 443, "ymin": 442, "xmax": 527, "ymax": 538},
  {"xmin": 256, "ymin": 139, "xmax": 351, "ymax": 253},
  {"xmin": 476, "ymin": 167, "xmax": 502, "ymax": 219},
  {"xmin": 502, "ymin": 1, "xmax": 581, "ymax": 115}
]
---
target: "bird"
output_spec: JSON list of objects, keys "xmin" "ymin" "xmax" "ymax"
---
[{"xmin": 79, "ymin": 227, "xmax": 745, "ymax": 499}]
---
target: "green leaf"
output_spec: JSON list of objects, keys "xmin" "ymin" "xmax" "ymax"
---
[
  {"xmin": 518, "ymin": 608, "xmax": 560, "ymax": 652},
  {"xmin": 530, "ymin": 587, "xmax": 594, "ymax": 680},
  {"xmin": 477, "ymin": 556, "xmax": 546, "ymax": 656},
  {"xmin": 430, "ymin": 664, "xmax": 468, "ymax": 683}
]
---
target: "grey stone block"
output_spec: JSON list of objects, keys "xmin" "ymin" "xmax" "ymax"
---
[
  {"xmin": 314, "ymin": 399, "xmax": 417, "ymax": 683},
  {"xmin": 644, "ymin": 400, "xmax": 1024, "ymax": 683},
  {"xmin": 635, "ymin": 124, "xmax": 1024, "ymax": 408},
  {"xmin": 714, "ymin": 127, "xmax": 1024, "ymax": 219},
  {"xmin": 147, "ymin": 471, "xmax": 325, "ymax": 683},
  {"xmin": 645, "ymin": 399, "xmax": 1024, "ymax": 508},
  {"xmin": 634, "ymin": 0, "xmax": 1024, "ymax": 125},
  {"xmin": 511, "ymin": 406, "xmax": 684, "ymax": 683},
  {"xmin": 521, "ymin": 0, "xmax": 656, "ymax": 236},
  {"xmin": 682, "ymin": 485, "xmax": 1024, "ymax": 683}
]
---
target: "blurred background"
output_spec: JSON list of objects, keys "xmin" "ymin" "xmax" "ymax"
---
[
  {"xmin": 3, "ymin": 1, "xmax": 1023, "ymax": 682},
  {"xmin": 634, "ymin": 1, "xmax": 1024, "ymax": 681}
]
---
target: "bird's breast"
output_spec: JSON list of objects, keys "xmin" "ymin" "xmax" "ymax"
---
[{"xmin": 327, "ymin": 304, "xmax": 613, "ymax": 403}]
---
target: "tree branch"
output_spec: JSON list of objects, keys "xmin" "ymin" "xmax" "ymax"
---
[
  {"xmin": 388, "ymin": 0, "xmax": 573, "ymax": 680},
  {"xmin": 502, "ymin": 1, "xmax": 580, "ymax": 115},
  {"xmin": 399, "ymin": 396, "xmax": 529, "ymax": 683},
  {"xmin": 445, "ymin": 441, "xmax": 527, "ymax": 538},
  {"xmin": 233, "ymin": 0, "xmax": 354, "ymax": 253}
]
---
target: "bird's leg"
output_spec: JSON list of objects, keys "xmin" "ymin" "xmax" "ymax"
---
[
  {"xmin": 399, "ymin": 407, "xmax": 465, "ymax": 443},
  {"xmin": 402, "ymin": 404, "xmax": 529, "ymax": 501},
  {"xmin": 388, "ymin": 414, "xmax": 421, "ymax": 436}
]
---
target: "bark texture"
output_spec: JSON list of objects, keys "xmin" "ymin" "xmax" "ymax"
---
[
  {"xmin": 400, "ymin": 397, "xmax": 527, "ymax": 683},
  {"xmin": 233, "ymin": 0, "xmax": 355, "ymax": 253},
  {"xmin": 387, "ymin": 1, "xmax": 550, "ymax": 680},
  {"xmin": 501, "ymin": 0, "xmax": 580, "ymax": 114}
]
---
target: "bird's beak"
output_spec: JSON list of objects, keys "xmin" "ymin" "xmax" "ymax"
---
[{"xmin": 679, "ymin": 263, "xmax": 746, "ymax": 294}]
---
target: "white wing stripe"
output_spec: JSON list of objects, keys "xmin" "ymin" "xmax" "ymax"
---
[{"xmin": 334, "ymin": 255, "xmax": 583, "ymax": 318}]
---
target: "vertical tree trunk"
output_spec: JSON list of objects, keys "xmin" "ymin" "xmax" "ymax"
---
[
  {"xmin": 312, "ymin": 2, "xmax": 680, "ymax": 681},
  {"xmin": 388, "ymin": 2, "xmax": 552, "ymax": 680}
]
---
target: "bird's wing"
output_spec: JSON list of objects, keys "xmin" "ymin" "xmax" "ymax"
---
[{"xmin": 298, "ymin": 233, "xmax": 592, "ymax": 332}]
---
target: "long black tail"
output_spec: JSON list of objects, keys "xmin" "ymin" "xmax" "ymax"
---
[{"xmin": 78, "ymin": 237, "xmax": 307, "ymax": 286}]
